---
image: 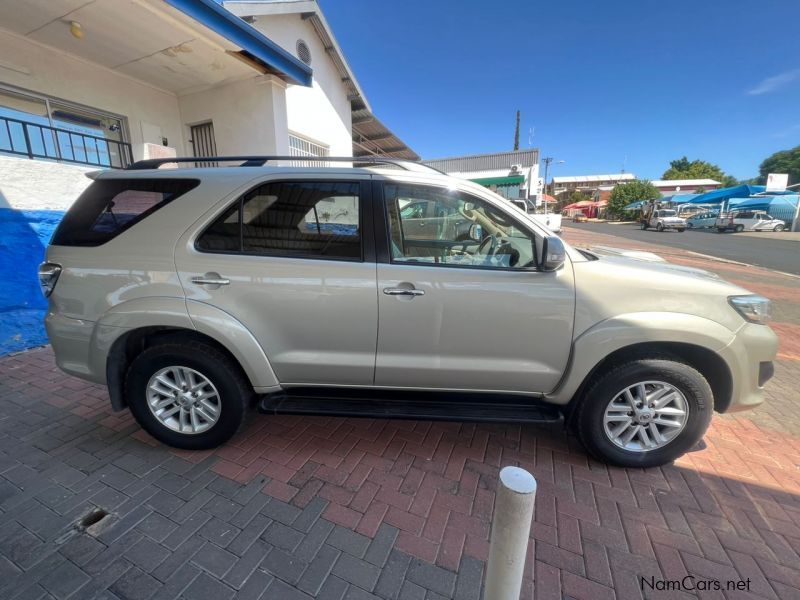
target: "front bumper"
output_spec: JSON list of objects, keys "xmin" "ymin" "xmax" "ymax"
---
[{"xmin": 717, "ymin": 323, "xmax": 779, "ymax": 412}]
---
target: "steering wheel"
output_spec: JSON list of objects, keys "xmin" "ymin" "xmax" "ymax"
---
[{"xmin": 477, "ymin": 234, "xmax": 497, "ymax": 258}]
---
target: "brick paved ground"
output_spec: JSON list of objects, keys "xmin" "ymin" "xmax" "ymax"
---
[{"xmin": 0, "ymin": 225, "xmax": 798, "ymax": 600}]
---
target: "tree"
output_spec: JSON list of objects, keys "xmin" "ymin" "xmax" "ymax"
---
[
  {"xmin": 513, "ymin": 110, "xmax": 520, "ymax": 151},
  {"xmin": 662, "ymin": 156, "xmax": 738, "ymax": 187},
  {"xmin": 757, "ymin": 145, "xmax": 800, "ymax": 186},
  {"xmin": 608, "ymin": 180, "xmax": 661, "ymax": 217}
]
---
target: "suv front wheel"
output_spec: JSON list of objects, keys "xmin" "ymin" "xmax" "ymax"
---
[
  {"xmin": 125, "ymin": 339, "xmax": 251, "ymax": 449},
  {"xmin": 576, "ymin": 358, "xmax": 713, "ymax": 467}
]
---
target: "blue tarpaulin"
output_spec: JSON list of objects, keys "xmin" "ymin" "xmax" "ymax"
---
[
  {"xmin": 683, "ymin": 185, "xmax": 766, "ymax": 204},
  {"xmin": 728, "ymin": 195, "xmax": 798, "ymax": 222}
]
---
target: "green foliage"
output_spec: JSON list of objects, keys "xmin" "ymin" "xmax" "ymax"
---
[
  {"xmin": 662, "ymin": 156, "xmax": 737, "ymax": 187},
  {"xmin": 608, "ymin": 180, "xmax": 661, "ymax": 217},
  {"xmin": 757, "ymin": 145, "xmax": 800, "ymax": 186}
]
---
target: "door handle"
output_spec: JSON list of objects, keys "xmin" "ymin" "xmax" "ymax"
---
[
  {"xmin": 191, "ymin": 274, "xmax": 230, "ymax": 286},
  {"xmin": 383, "ymin": 287, "xmax": 424, "ymax": 297}
]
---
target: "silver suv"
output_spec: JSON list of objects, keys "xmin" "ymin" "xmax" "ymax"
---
[{"xmin": 40, "ymin": 156, "xmax": 778, "ymax": 467}]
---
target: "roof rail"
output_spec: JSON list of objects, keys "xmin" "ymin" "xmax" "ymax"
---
[{"xmin": 127, "ymin": 155, "xmax": 445, "ymax": 175}]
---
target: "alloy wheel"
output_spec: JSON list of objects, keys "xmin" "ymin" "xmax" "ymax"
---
[
  {"xmin": 146, "ymin": 366, "xmax": 221, "ymax": 434},
  {"xmin": 602, "ymin": 380, "xmax": 689, "ymax": 452}
]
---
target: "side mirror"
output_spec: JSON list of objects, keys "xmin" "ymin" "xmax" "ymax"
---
[
  {"xmin": 540, "ymin": 235, "xmax": 566, "ymax": 271},
  {"xmin": 469, "ymin": 223, "xmax": 483, "ymax": 240}
]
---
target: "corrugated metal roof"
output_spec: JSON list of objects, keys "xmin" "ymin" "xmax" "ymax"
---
[
  {"xmin": 552, "ymin": 173, "xmax": 635, "ymax": 184},
  {"xmin": 422, "ymin": 150, "xmax": 539, "ymax": 174},
  {"xmin": 650, "ymin": 179, "xmax": 720, "ymax": 187}
]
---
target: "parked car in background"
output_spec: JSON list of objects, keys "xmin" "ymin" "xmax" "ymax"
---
[
  {"xmin": 641, "ymin": 208, "xmax": 687, "ymax": 232},
  {"xmin": 40, "ymin": 156, "xmax": 778, "ymax": 468},
  {"xmin": 686, "ymin": 212, "xmax": 719, "ymax": 228},
  {"xmin": 572, "ymin": 213, "xmax": 588, "ymax": 222},
  {"xmin": 715, "ymin": 210, "xmax": 787, "ymax": 233}
]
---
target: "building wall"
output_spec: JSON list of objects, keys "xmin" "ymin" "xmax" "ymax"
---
[
  {"xmin": 253, "ymin": 14, "xmax": 353, "ymax": 155},
  {"xmin": 178, "ymin": 76, "xmax": 289, "ymax": 155},
  {"xmin": 0, "ymin": 30, "xmax": 186, "ymax": 158},
  {"xmin": 0, "ymin": 155, "xmax": 91, "ymax": 210}
]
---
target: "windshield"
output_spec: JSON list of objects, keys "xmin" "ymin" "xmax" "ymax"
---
[{"xmin": 661, "ymin": 210, "xmax": 677, "ymax": 217}]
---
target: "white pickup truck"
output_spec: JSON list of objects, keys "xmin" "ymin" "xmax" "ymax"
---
[
  {"xmin": 715, "ymin": 210, "xmax": 787, "ymax": 233},
  {"xmin": 641, "ymin": 208, "xmax": 687, "ymax": 232}
]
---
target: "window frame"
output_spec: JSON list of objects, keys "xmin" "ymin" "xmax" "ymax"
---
[
  {"xmin": 194, "ymin": 178, "xmax": 374, "ymax": 263},
  {"xmin": 376, "ymin": 181, "xmax": 541, "ymax": 273}
]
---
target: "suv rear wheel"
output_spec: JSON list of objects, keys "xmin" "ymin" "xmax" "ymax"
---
[
  {"xmin": 125, "ymin": 339, "xmax": 251, "ymax": 449},
  {"xmin": 576, "ymin": 358, "xmax": 713, "ymax": 467}
]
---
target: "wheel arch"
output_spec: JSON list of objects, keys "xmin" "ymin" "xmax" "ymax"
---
[
  {"xmin": 106, "ymin": 326, "xmax": 273, "ymax": 412},
  {"xmin": 560, "ymin": 341, "xmax": 733, "ymax": 427}
]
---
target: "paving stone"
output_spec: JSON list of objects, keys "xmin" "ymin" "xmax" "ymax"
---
[
  {"xmin": 109, "ymin": 566, "xmax": 162, "ymax": 600},
  {"xmin": 261, "ymin": 497, "xmax": 302, "ymax": 526},
  {"xmin": 332, "ymin": 552, "xmax": 381, "ymax": 592},
  {"xmin": 223, "ymin": 539, "xmax": 270, "ymax": 590},
  {"xmin": 406, "ymin": 559, "xmax": 456, "ymax": 598},
  {"xmin": 297, "ymin": 544, "xmax": 340, "ymax": 596},
  {"xmin": 317, "ymin": 575, "xmax": 349, "ymax": 600},
  {"xmin": 182, "ymin": 572, "xmax": 234, "ymax": 600},
  {"xmin": 261, "ymin": 521, "xmax": 304, "ymax": 552},
  {"xmin": 150, "ymin": 562, "xmax": 201, "ymax": 600},
  {"xmin": 58, "ymin": 534, "xmax": 106, "ymax": 568},
  {"xmin": 260, "ymin": 547, "xmax": 308, "ymax": 586},
  {"xmin": 327, "ymin": 525, "xmax": 371, "ymax": 559},
  {"xmin": 229, "ymin": 491, "xmax": 270, "ymax": 529},
  {"xmin": 398, "ymin": 580, "xmax": 426, "ymax": 600},
  {"xmin": 263, "ymin": 578, "xmax": 313, "ymax": 600},
  {"xmin": 453, "ymin": 555, "xmax": 483, "ymax": 600},
  {"xmin": 134, "ymin": 512, "xmax": 179, "ymax": 543},
  {"xmin": 196, "ymin": 517, "xmax": 240, "ymax": 548},
  {"xmin": 144, "ymin": 490, "xmax": 185, "ymax": 517},
  {"xmin": 227, "ymin": 514, "xmax": 272, "ymax": 557},
  {"xmin": 345, "ymin": 586, "xmax": 382, "ymax": 600},
  {"xmin": 294, "ymin": 518, "xmax": 335, "ymax": 562},
  {"xmin": 39, "ymin": 559, "xmax": 91, "ymax": 600},
  {"xmin": 202, "ymin": 494, "xmax": 241, "ymax": 521},
  {"xmin": 151, "ymin": 535, "xmax": 205, "ymax": 583},
  {"xmin": 292, "ymin": 496, "xmax": 328, "ymax": 533},
  {"xmin": 124, "ymin": 537, "xmax": 171, "ymax": 573},
  {"xmin": 235, "ymin": 568, "xmax": 274, "ymax": 600},
  {"xmin": 364, "ymin": 524, "xmax": 399, "ymax": 568},
  {"xmin": 161, "ymin": 510, "xmax": 212, "ymax": 551},
  {"xmin": 374, "ymin": 550, "xmax": 412, "ymax": 600},
  {"xmin": 190, "ymin": 542, "xmax": 237, "ymax": 578}
]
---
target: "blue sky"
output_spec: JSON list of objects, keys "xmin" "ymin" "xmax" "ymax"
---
[{"xmin": 321, "ymin": 0, "xmax": 800, "ymax": 180}]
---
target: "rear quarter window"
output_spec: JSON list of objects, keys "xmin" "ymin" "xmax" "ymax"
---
[{"xmin": 51, "ymin": 178, "xmax": 199, "ymax": 246}]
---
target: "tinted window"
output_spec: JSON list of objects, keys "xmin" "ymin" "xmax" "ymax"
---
[
  {"xmin": 197, "ymin": 181, "xmax": 361, "ymax": 260},
  {"xmin": 52, "ymin": 178, "xmax": 199, "ymax": 246}
]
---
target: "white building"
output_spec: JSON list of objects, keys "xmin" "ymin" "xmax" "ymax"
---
[
  {"xmin": 0, "ymin": 0, "xmax": 415, "ymax": 209},
  {"xmin": 551, "ymin": 173, "xmax": 636, "ymax": 195}
]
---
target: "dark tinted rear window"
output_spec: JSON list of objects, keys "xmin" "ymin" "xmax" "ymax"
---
[{"xmin": 52, "ymin": 178, "xmax": 199, "ymax": 246}]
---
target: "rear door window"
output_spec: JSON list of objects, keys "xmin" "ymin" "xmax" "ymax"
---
[
  {"xmin": 197, "ymin": 181, "xmax": 363, "ymax": 260},
  {"xmin": 52, "ymin": 178, "xmax": 199, "ymax": 246}
]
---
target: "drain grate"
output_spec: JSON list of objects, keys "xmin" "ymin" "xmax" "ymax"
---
[{"xmin": 76, "ymin": 507, "xmax": 110, "ymax": 532}]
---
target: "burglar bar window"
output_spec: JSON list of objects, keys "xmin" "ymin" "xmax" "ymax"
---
[{"xmin": 288, "ymin": 133, "xmax": 329, "ymax": 167}]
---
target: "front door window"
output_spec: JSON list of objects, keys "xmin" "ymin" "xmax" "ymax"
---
[{"xmin": 385, "ymin": 183, "xmax": 537, "ymax": 269}]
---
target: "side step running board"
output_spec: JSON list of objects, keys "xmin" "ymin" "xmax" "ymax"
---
[{"xmin": 258, "ymin": 388, "xmax": 563, "ymax": 425}]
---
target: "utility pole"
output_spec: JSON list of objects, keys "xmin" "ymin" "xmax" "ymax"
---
[{"xmin": 513, "ymin": 110, "xmax": 520, "ymax": 151}]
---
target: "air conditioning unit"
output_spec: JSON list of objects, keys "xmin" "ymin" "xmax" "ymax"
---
[{"xmin": 510, "ymin": 164, "xmax": 522, "ymax": 174}]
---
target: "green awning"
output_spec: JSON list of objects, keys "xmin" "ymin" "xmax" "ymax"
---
[{"xmin": 470, "ymin": 175, "xmax": 525, "ymax": 186}]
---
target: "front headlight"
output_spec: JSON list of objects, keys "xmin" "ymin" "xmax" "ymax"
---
[{"xmin": 729, "ymin": 295, "xmax": 772, "ymax": 324}]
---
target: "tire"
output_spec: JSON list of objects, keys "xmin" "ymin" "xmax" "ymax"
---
[
  {"xmin": 125, "ymin": 339, "xmax": 252, "ymax": 450},
  {"xmin": 734, "ymin": 225, "xmax": 744, "ymax": 233},
  {"xmin": 575, "ymin": 358, "xmax": 713, "ymax": 468},
  {"xmin": 677, "ymin": 228, "xmax": 685, "ymax": 232},
  {"xmin": 640, "ymin": 222, "xmax": 648, "ymax": 230},
  {"xmin": 774, "ymin": 224, "xmax": 785, "ymax": 232},
  {"xmin": 686, "ymin": 223, "xmax": 693, "ymax": 228},
  {"xmin": 656, "ymin": 223, "xmax": 664, "ymax": 232}
]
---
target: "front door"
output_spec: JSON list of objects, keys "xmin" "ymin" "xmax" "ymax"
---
[
  {"xmin": 374, "ymin": 181, "xmax": 575, "ymax": 393},
  {"xmin": 175, "ymin": 177, "xmax": 378, "ymax": 386}
]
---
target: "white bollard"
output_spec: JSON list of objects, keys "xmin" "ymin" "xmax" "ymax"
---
[{"xmin": 484, "ymin": 466, "xmax": 537, "ymax": 600}]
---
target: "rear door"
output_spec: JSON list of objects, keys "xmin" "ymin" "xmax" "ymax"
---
[
  {"xmin": 373, "ymin": 179, "xmax": 575, "ymax": 393},
  {"xmin": 174, "ymin": 175, "xmax": 378, "ymax": 386}
]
